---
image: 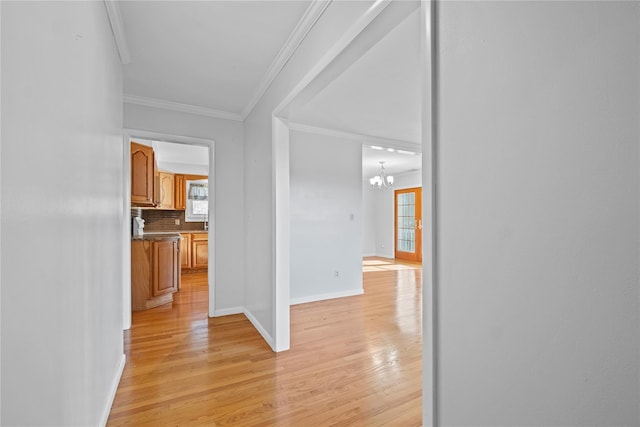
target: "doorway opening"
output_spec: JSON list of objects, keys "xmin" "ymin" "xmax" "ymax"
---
[
  {"xmin": 122, "ymin": 129, "xmax": 215, "ymax": 330},
  {"xmin": 394, "ymin": 186, "xmax": 422, "ymax": 263}
]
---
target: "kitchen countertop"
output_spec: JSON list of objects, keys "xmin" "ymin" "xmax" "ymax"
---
[
  {"xmin": 131, "ymin": 230, "xmax": 209, "ymax": 241},
  {"xmin": 131, "ymin": 232, "xmax": 181, "ymax": 241}
]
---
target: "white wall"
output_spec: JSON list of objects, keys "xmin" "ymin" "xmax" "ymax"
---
[
  {"xmin": 243, "ymin": 1, "xmax": 375, "ymax": 347},
  {"xmin": 290, "ymin": 131, "xmax": 363, "ymax": 304},
  {"xmin": 363, "ymin": 170, "xmax": 421, "ymax": 258},
  {"xmin": 434, "ymin": 2, "xmax": 639, "ymax": 425},
  {"xmin": 123, "ymin": 104, "xmax": 245, "ymax": 314},
  {"xmin": 1, "ymin": 2, "xmax": 124, "ymax": 425},
  {"xmin": 362, "ymin": 178, "xmax": 376, "ymax": 256}
]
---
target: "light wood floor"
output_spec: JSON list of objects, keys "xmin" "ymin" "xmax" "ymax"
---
[{"xmin": 108, "ymin": 257, "xmax": 422, "ymax": 426}]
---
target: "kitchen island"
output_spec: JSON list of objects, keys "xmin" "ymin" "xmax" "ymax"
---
[{"xmin": 131, "ymin": 232, "xmax": 181, "ymax": 311}]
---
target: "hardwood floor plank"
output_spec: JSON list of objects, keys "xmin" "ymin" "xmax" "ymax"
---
[{"xmin": 108, "ymin": 257, "xmax": 422, "ymax": 425}]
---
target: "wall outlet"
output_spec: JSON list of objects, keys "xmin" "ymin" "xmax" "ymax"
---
[
  {"xmin": 174, "ymin": 219, "xmax": 180, "ymax": 225},
  {"xmin": 334, "ymin": 271, "xmax": 340, "ymax": 278}
]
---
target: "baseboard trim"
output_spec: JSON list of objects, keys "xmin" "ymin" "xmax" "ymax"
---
[
  {"xmin": 362, "ymin": 252, "xmax": 377, "ymax": 257},
  {"xmin": 214, "ymin": 306, "xmax": 244, "ymax": 317},
  {"xmin": 291, "ymin": 288, "xmax": 364, "ymax": 306},
  {"xmin": 99, "ymin": 354, "xmax": 125, "ymax": 427},
  {"xmin": 243, "ymin": 308, "xmax": 275, "ymax": 351}
]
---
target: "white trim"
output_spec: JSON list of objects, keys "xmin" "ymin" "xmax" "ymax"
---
[
  {"xmin": 272, "ymin": 117, "xmax": 291, "ymax": 352},
  {"xmin": 123, "ymin": 94, "xmax": 243, "ymax": 122},
  {"xmin": 206, "ymin": 143, "xmax": 216, "ymax": 318},
  {"xmin": 240, "ymin": 0, "xmax": 331, "ymax": 120},
  {"xmin": 99, "ymin": 354, "xmax": 125, "ymax": 427},
  {"xmin": 0, "ymin": 1, "xmax": 3, "ymax": 419},
  {"xmin": 291, "ymin": 288, "xmax": 363, "ymax": 306},
  {"xmin": 121, "ymin": 132, "xmax": 131, "ymax": 330},
  {"xmin": 125, "ymin": 128, "xmax": 214, "ymax": 147},
  {"xmin": 287, "ymin": 121, "xmax": 421, "ymax": 153},
  {"xmin": 103, "ymin": 1, "xmax": 130, "ymax": 65},
  {"xmin": 214, "ymin": 306, "xmax": 244, "ymax": 317},
  {"xmin": 421, "ymin": 1, "xmax": 437, "ymax": 426},
  {"xmin": 243, "ymin": 309, "xmax": 275, "ymax": 351},
  {"xmin": 362, "ymin": 252, "xmax": 377, "ymax": 257}
]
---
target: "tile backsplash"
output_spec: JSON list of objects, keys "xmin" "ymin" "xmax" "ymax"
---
[{"xmin": 135, "ymin": 209, "xmax": 206, "ymax": 232}]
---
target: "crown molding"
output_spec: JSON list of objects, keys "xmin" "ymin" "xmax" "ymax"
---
[
  {"xmin": 286, "ymin": 121, "xmax": 421, "ymax": 153},
  {"xmin": 104, "ymin": 0, "xmax": 131, "ymax": 65},
  {"xmin": 123, "ymin": 94, "xmax": 243, "ymax": 122},
  {"xmin": 240, "ymin": 0, "xmax": 332, "ymax": 120}
]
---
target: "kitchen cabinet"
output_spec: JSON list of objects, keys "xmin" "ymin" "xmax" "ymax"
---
[
  {"xmin": 131, "ymin": 142, "xmax": 155, "ymax": 207},
  {"xmin": 180, "ymin": 233, "xmax": 191, "ymax": 269},
  {"xmin": 131, "ymin": 236, "xmax": 179, "ymax": 311},
  {"xmin": 157, "ymin": 172, "xmax": 175, "ymax": 209},
  {"xmin": 174, "ymin": 174, "xmax": 186, "ymax": 210},
  {"xmin": 191, "ymin": 233, "xmax": 209, "ymax": 269},
  {"xmin": 153, "ymin": 239, "xmax": 179, "ymax": 296},
  {"xmin": 180, "ymin": 232, "xmax": 208, "ymax": 271}
]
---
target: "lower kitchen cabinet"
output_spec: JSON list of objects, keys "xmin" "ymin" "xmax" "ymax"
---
[
  {"xmin": 180, "ymin": 232, "xmax": 208, "ymax": 271},
  {"xmin": 180, "ymin": 233, "xmax": 191, "ymax": 269},
  {"xmin": 131, "ymin": 237, "xmax": 179, "ymax": 311},
  {"xmin": 153, "ymin": 239, "xmax": 179, "ymax": 296},
  {"xmin": 191, "ymin": 233, "xmax": 209, "ymax": 269}
]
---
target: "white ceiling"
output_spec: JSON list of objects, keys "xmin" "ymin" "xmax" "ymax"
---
[
  {"xmin": 362, "ymin": 144, "xmax": 421, "ymax": 180},
  {"xmin": 119, "ymin": 1, "xmax": 422, "ymax": 177},
  {"xmin": 120, "ymin": 1, "xmax": 311, "ymax": 115},
  {"xmin": 288, "ymin": 9, "xmax": 422, "ymax": 146}
]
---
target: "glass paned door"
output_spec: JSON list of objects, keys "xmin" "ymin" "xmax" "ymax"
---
[{"xmin": 394, "ymin": 187, "xmax": 422, "ymax": 262}]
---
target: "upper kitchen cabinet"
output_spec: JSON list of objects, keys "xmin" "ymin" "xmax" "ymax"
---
[
  {"xmin": 157, "ymin": 172, "xmax": 175, "ymax": 209},
  {"xmin": 174, "ymin": 174, "xmax": 186, "ymax": 210},
  {"xmin": 131, "ymin": 141, "xmax": 155, "ymax": 207}
]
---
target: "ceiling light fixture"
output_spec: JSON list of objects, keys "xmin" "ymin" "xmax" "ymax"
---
[{"xmin": 369, "ymin": 161, "xmax": 394, "ymax": 189}]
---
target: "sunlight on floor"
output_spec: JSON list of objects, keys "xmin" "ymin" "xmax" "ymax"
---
[
  {"xmin": 363, "ymin": 259, "xmax": 392, "ymax": 266},
  {"xmin": 362, "ymin": 257, "xmax": 421, "ymax": 272}
]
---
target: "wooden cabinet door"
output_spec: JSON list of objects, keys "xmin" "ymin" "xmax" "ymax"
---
[
  {"xmin": 152, "ymin": 240, "xmax": 178, "ymax": 296},
  {"xmin": 131, "ymin": 240, "xmax": 152, "ymax": 311},
  {"xmin": 131, "ymin": 142, "xmax": 155, "ymax": 206},
  {"xmin": 174, "ymin": 174, "xmax": 186, "ymax": 210},
  {"xmin": 191, "ymin": 234, "xmax": 208, "ymax": 269},
  {"xmin": 180, "ymin": 233, "xmax": 191, "ymax": 269},
  {"xmin": 157, "ymin": 172, "xmax": 175, "ymax": 209}
]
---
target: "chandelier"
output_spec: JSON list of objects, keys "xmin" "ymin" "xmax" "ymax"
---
[{"xmin": 369, "ymin": 161, "xmax": 394, "ymax": 189}]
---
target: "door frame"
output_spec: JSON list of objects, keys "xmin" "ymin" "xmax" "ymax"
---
[
  {"xmin": 394, "ymin": 187, "xmax": 423, "ymax": 262},
  {"xmin": 122, "ymin": 129, "xmax": 215, "ymax": 330}
]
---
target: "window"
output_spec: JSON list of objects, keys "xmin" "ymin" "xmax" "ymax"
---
[{"xmin": 185, "ymin": 179, "xmax": 208, "ymax": 222}]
